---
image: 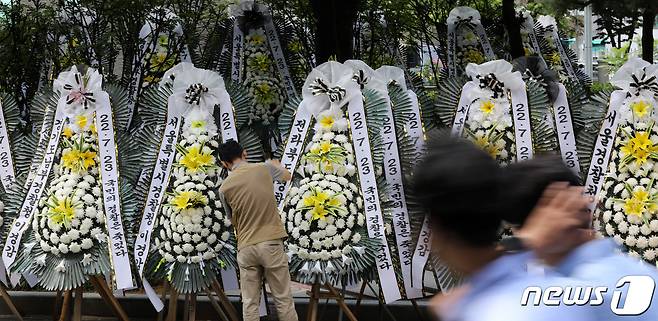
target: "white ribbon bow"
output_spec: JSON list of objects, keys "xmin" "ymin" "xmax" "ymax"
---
[
  {"xmin": 301, "ymin": 61, "xmax": 360, "ymax": 117},
  {"xmin": 376, "ymin": 66, "xmax": 407, "ymax": 91},
  {"xmin": 464, "ymin": 60, "xmax": 525, "ymax": 101},
  {"xmin": 160, "ymin": 62, "xmax": 229, "ymax": 117},
  {"xmin": 53, "ymin": 66, "xmax": 103, "ymax": 118},
  {"xmin": 537, "ymin": 15, "xmax": 558, "ymax": 28},
  {"xmin": 447, "ymin": 6, "xmax": 481, "ymax": 25},
  {"xmin": 344, "ymin": 60, "xmax": 389, "ymax": 95},
  {"xmin": 229, "ymin": 0, "xmax": 268, "ymax": 17},
  {"xmin": 611, "ymin": 57, "xmax": 658, "ymax": 97}
]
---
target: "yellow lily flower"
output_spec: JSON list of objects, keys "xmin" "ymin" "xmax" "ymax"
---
[{"xmin": 179, "ymin": 145, "xmax": 215, "ymax": 173}]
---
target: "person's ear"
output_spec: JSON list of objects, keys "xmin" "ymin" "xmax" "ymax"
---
[
  {"xmin": 221, "ymin": 161, "xmax": 230, "ymax": 170},
  {"xmin": 242, "ymin": 150, "xmax": 248, "ymax": 159}
]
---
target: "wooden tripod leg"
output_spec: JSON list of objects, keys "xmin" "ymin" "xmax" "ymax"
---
[
  {"xmin": 53, "ymin": 291, "xmax": 63, "ymax": 321},
  {"xmin": 58, "ymin": 291, "xmax": 72, "ymax": 321},
  {"xmin": 183, "ymin": 294, "xmax": 190, "ymax": 321},
  {"xmin": 324, "ymin": 283, "xmax": 357, "ymax": 321},
  {"xmin": 410, "ymin": 299, "xmax": 424, "ymax": 321},
  {"xmin": 166, "ymin": 287, "xmax": 179, "ymax": 321},
  {"xmin": 306, "ymin": 283, "xmax": 320, "ymax": 321},
  {"xmin": 89, "ymin": 276, "xmax": 130, "ymax": 321},
  {"xmin": 211, "ymin": 279, "xmax": 240, "ymax": 321},
  {"xmin": 206, "ymin": 289, "xmax": 230, "ymax": 321},
  {"xmin": 72, "ymin": 288, "xmax": 82, "ymax": 321},
  {"xmin": 354, "ymin": 282, "xmax": 367, "ymax": 316},
  {"xmin": 157, "ymin": 281, "xmax": 169, "ymax": 321},
  {"xmin": 0, "ymin": 282, "xmax": 23, "ymax": 321},
  {"xmin": 188, "ymin": 293, "xmax": 197, "ymax": 321}
]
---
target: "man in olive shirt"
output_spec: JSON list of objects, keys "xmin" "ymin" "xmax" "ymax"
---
[{"xmin": 217, "ymin": 140, "xmax": 297, "ymax": 321}]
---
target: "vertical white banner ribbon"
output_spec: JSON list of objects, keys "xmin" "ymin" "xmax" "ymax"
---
[
  {"xmin": 217, "ymin": 94, "xmax": 239, "ymax": 142},
  {"xmin": 447, "ymin": 22, "xmax": 457, "ymax": 77},
  {"xmin": 96, "ymin": 93, "xmax": 135, "ymax": 290},
  {"xmin": 523, "ymin": 15, "xmax": 542, "ymax": 55},
  {"xmin": 263, "ymin": 14, "xmax": 297, "ymax": 98},
  {"xmin": 26, "ymin": 106, "xmax": 53, "ymax": 188},
  {"xmin": 551, "ymin": 28, "xmax": 577, "ymax": 79},
  {"xmin": 510, "ymin": 88, "xmax": 534, "ymax": 161},
  {"xmin": 552, "ymin": 84, "xmax": 581, "ymax": 175},
  {"xmin": 133, "ymin": 101, "xmax": 182, "ymax": 311},
  {"xmin": 231, "ymin": 23, "xmax": 244, "ymax": 82},
  {"xmin": 0, "ymin": 100, "xmax": 16, "ymax": 190},
  {"xmin": 406, "ymin": 90, "xmax": 429, "ymax": 298},
  {"xmin": 380, "ymin": 95, "xmax": 414, "ymax": 297},
  {"xmin": 450, "ymin": 82, "xmax": 479, "ymax": 136},
  {"xmin": 405, "ymin": 91, "xmax": 425, "ymax": 153},
  {"xmin": 584, "ymin": 91, "xmax": 625, "ymax": 212},
  {"xmin": 3, "ymin": 108, "xmax": 65, "ymax": 270},
  {"xmin": 274, "ymin": 105, "xmax": 312, "ymax": 209},
  {"xmin": 347, "ymin": 97, "xmax": 401, "ymax": 303}
]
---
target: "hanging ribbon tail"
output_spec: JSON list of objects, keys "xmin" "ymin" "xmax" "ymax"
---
[{"xmin": 144, "ymin": 279, "xmax": 165, "ymax": 312}]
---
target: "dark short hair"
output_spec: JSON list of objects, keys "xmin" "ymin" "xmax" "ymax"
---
[
  {"xmin": 411, "ymin": 137, "xmax": 503, "ymax": 247},
  {"xmin": 217, "ymin": 139, "xmax": 244, "ymax": 162},
  {"xmin": 499, "ymin": 156, "xmax": 580, "ymax": 226}
]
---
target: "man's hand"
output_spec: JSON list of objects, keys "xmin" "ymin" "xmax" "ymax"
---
[{"xmin": 515, "ymin": 183, "xmax": 592, "ymax": 264}]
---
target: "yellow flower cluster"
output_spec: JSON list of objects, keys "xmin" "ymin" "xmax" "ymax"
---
[
  {"xmin": 301, "ymin": 189, "xmax": 344, "ymax": 221},
  {"xmin": 169, "ymin": 190, "xmax": 208, "ymax": 210},
  {"xmin": 47, "ymin": 195, "xmax": 78, "ymax": 228},
  {"xmin": 62, "ymin": 148, "xmax": 97, "ymax": 173},
  {"xmin": 178, "ymin": 145, "xmax": 215, "ymax": 173},
  {"xmin": 623, "ymin": 187, "xmax": 658, "ymax": 219},
  {"xmin": 621, "ymin": 130, "xmax": 658, "ymax": 166}
]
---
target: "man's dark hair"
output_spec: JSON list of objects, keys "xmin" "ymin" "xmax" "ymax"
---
[
  {"xmin": 217, "ymin": 139, "xmax": 244, "ymax": 162},
  {"xmin": 499, "ymin": 156, "xmax": 580, "ymax": 226},
  {"xmin": 412, "ymin": 137, "xmax": 503, "ymax": 247}
]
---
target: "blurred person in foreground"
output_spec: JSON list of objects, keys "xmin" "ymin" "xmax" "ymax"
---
[
  {"xmin": 412, "ymin": 137, "xmax": 596, "ymax": 321},
  {"xmin": 500, "ymin": 157, "xmax": 658, "ymax": 320},
  {"xmin": 217, "ymin": 139, "xmax": 298, "ymax": 321}
]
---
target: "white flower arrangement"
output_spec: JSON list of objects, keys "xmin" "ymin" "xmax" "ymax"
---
[
  {"xmin": 243, "ymin": 28, "xmax": 286, "ymax": 126},
  {"xmin": 152, "ymin": 110, "xmax": 233, "ymax": 266},
  {"xmin": 283, "ymin": 107, "xmax": 369, "ymax": 277},
  {"xmin": 463, "ymin": 85, "xmax": 516, "ymax": 164},
  {"xmin": 455, "ymin": 26, "xmax": 486, "ymax": 68},
  {"xmin": 516, "ymin": 8, "xmax": 538, "ymax": 56},
  {"xmin": 597, "ymin": 96, "xmax": 658, "ymax": 266},
  {"xmin": 32, "ymin": 114, "xmax": 107, "ymax": 258}
]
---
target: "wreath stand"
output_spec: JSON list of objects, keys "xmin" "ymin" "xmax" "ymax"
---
[
  {"xmin": 351, "ymin": 281, "xmax": 425, "ymax": 321},
  {"xmin": 53, "ymin": 275, "xmax": 129, "ymax": 321},
  {"xmin": 0, "ymin": 282, "xmax": 23, "ymax": 320},
  {"xmin": 158, "ymin": 279, "xmax": 240, "ymax": 321},
  {"xmin": 306, "ymin": 282, "xmax": 358, "ymax": 321}
]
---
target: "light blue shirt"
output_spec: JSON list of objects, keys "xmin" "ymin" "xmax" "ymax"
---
[
  {"xmin": 444, "ymin": 252, "xmax": 599, "ymax": 321},
  {"xmin": 554, "ymin": 238, "xmax": 658, "ymax": 320}
]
